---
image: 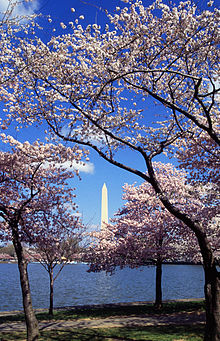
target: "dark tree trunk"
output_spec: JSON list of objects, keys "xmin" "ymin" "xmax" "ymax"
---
[
  {"xmin": 12, "ymin": 222, "xmax": 39, "ymax": 341},
  {"xmin": 49, "ymin": 268, "xmax": 54, "ymax": 315},
  {"xmin": 154, "ymin": 258, "xmax": 162, "ymax": 309},
  {"xmin": 144, "ymin": 158, "xmax": 220, "ymax": 340},
  {"xmin": 204, "ymin": 265, "xmax": 220, "ymax": 341}
]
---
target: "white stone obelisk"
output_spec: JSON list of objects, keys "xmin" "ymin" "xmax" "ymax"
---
[{"xmin": 101, "ymin": 183, "xmax": 108, "ymax": 230}]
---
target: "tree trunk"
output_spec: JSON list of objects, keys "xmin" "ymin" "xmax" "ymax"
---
[
  {"xmin": 145, "ymin": 158, "xmax": 220, "ymax": 340},
  {"xmin": 204, "ymin": 265, "xmax": 220, "ymax": 341},
  {"xmin": 12, "ymin": 222, "xmax": 39, "ymax": 341},
  {"xmin": 49, "ymin": 268, "xmax": 54, "ymax": 315},
  {"xmin": 154, "ymin": 258, "xmax": 162, "ymax": 309}
]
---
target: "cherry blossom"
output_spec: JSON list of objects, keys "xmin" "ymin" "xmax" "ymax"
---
[
  {"xmin": 85, "ymin": 163, "xmax": 219, "ymax": 307},
  {"xmin": 0, "ymin": 134, "xmax": 85, "ymax": 339},
  {"xmin": 27, "ymin": 209, "xmax": 84, "ymax": 315},
  {"xmin": 0, "ymin": 1, "xmax": 219, "ymax": 339}
]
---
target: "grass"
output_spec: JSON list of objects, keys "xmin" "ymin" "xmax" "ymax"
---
[
  {"xmin": 0, "ymin": 300, "xmax": 205, "ymax": 323},
  {"xmin": 0, "ymin": 325, "xmax": 204, "ymax": 341},
  {"xmin": 0, "ymin": 301, "xmax": 205, "ymax": 340}
]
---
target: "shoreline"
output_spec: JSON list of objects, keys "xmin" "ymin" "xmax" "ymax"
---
[{"xmin": 0, "ymin": 298, "xmax": 204, "ymax": 317}]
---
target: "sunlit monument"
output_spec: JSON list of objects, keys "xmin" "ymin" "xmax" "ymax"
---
[{"xmin": 101, "ymin": 183, "xmax": 108, "ymax": 230}]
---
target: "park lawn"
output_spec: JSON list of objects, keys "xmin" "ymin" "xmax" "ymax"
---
[
  {"xmin": 0, "ymin": 325, "xmax": 204, "ymax": 340},
  {"xmin": 0, "ymin": 300, "xmax": 205, "ymax": 323},
  {"xmin": 38, "ymin": 300, "xmax": 205, "ymax": 321},
  {"xmin": 0, "ymin": 301, "xmax": 205, "ymax": 340}
]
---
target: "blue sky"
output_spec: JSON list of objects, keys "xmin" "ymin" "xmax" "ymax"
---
[
  {"xmin": 0, "ymin": 0, "xmax": 217, "ymax": 228},
  {"xmin": 0, "ymin": 0, "xmax": 153, "ymax": 228}
]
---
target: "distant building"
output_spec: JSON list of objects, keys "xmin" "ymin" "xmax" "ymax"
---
[{"xmin": 0, "ymin": 253, "xmax": 14, "ymax": 262}]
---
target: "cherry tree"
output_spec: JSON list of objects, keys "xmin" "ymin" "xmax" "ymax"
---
[
  {"xmin": 86, "ymin": 163, "xmax": 218, "ymax": 308},
  {"xmin": 177, "ymin": 133, "xmax": 219, "ymax": 185},
  {"xmin": 28, "ymin": 210, "xmax": 84, "ymax": 316},
  {"xmin": 0, "ymin": 134, "xmax": 86, "ymax": 341},
  {"xmin": 1, "ymin": 1, "xmax": 219, "ymax": 339},
  {"xmin": 0, "ymin": 0, "xmax": 39, "ymax": 105}
]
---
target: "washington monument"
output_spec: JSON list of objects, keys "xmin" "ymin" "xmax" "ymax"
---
[{"xmin": 101, "ymin": 183, "xmax": 108, "ymax": 229}]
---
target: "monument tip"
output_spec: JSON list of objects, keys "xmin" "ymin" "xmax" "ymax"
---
[{"xmin": 101, "ymin": 182, "xmax": 108, "ymax": 229}]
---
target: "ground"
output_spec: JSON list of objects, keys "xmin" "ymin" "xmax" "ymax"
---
[{"xmin": 0, "ymin": 300, "xmax": 205, "ymax": 332}]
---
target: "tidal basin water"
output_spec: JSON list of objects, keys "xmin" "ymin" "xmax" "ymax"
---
[{"xmin": 0, "ymin": 263, "xmax": 204, "ymax": 311}]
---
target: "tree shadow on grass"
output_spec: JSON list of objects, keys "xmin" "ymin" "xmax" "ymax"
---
[
  {"xmin": 40, "ymin": 329, "xmax": 134, "ymax": 340},
  {"xmin": 0, "ymin": 325, "xmax": 204, "ymax": 341},
  {"xmin": 40, "ymin": 325, "xmax": 204, "ymax": 341},
  {"xmin": 0, "ymin": 300, "xmax": 205, "ymax": 324},
  {"xmin": 0, "ymin": 314, "xmax": 25, "ymax": 323}
]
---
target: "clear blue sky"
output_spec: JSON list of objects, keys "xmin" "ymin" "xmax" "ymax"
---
[{"xmin": 0, "ymin": 0, "xmax": 216, "ymax": 228}]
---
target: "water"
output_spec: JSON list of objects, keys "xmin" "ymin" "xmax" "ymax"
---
[{"xmin": 0, "ymin": 263, "xmax": 205, "ymax": 311}]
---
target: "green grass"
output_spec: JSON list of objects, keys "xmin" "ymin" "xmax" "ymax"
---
[
  {"xmin": 0, "ymin": 301, "xmax": 205, "ymax": 340},
  {"xmin": 0, "ymin": 325, "xmax": 204, "ymax": 341},
  {"xmin": 0, "ymin": 300, "xmax": 205, "ymax": 323}
]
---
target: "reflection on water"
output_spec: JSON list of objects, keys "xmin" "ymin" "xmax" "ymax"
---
[{"xmin": 0, "ymin": 263, "xmax": 204, "ymax": 311}]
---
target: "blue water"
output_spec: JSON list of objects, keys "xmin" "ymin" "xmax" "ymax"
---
[{"xmin": 0, "ymin": 263, "xmax": 204, "ymax": 311}]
